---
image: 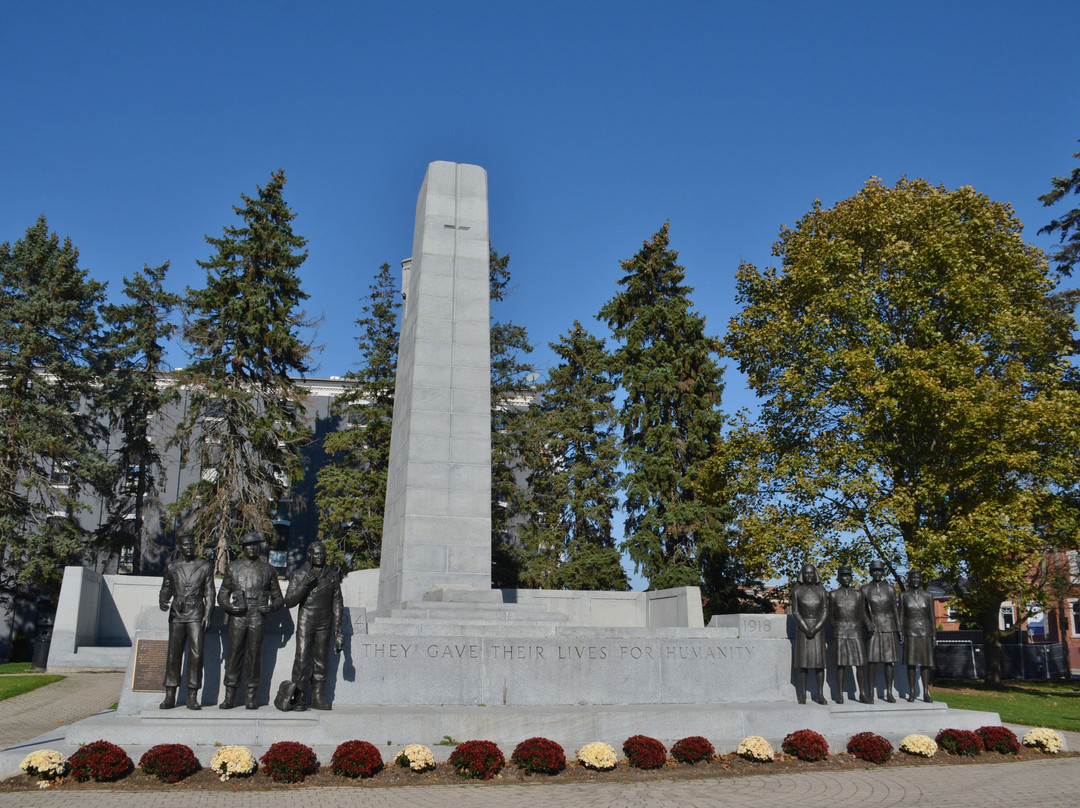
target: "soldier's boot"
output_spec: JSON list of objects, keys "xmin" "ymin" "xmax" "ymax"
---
[
  {"xmin": 219, "ymin": 686, "xmax": 237, "ymax": 709},
  {"xmin": 245, "ymin": 685, "xmax": 259, "ymax": 710},
  {"xmin": 293, "ymin": 689, "xmax": 308, "ymax": 712},
  {"xmin": 310, "ymin": 682, "xmax": 331, "ymax": 711},
  {"xmin": 186, "ymin": 688, "xmax": 201, "ymax": 710},
  {"xmin": 159, "ymin": 686, "xmax": 177, "ymax": 710}
]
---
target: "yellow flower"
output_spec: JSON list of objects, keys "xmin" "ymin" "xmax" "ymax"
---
[
  {"xmin": 576, "ymin": 742, "xmax": 618, "ymax": 770},
  {"xmin": 395, "ymin": 744, "xmax": 435, "ymax": 772},
  {"xmin": 20, "ymin": 749, "xmax": 68, "ymax": 781},
  {"xmin": 737, "ymin": 736, "xmax": 774, "ymax": 762},
  {"xmin": 209, "ymin": 745, "xmax": 256, "ymax": 780},
  {"xmin": 899, "ymin": 734, "xmax": 937, "ymax": 757},
  {"xmin": 1022, "ymin": 728, "xmax": 1064, "ymax": 754}
]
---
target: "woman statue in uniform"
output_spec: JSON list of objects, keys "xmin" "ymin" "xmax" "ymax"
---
[{"xmin": 791, "ymin": 562, "xmax": 828, "ymax": 705}]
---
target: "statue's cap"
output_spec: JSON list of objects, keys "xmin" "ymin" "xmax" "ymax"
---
[
  {"xmin": 837, "ymin": 564, "xmax": 853, "ymax": 575},
  {"xmin": 239, "ymin": 531, "xmax": 263, "ymax": 546},
  {"xmin": 869, "ymin": 560, "xmax": 886, "ymax": 571}
]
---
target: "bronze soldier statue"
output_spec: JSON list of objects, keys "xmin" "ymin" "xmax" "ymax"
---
[
  {"xmin": 217, "ymin": 531, "xmax": 285, "ymax": 709},
  {"xmin": 900, "ymin": 569, "xmax": 935, "ymax": 702},
  {"xmin": 828, "ymin": 564, "xmax": 869, "ymax": 704},
  {"xmin": 862, "ymin": 559, "xmax": 902, "ymax": 703},
  {"xmin": 791, "ymin": 562, "xmax": 828, "ymax": 705},
  {"xmin": 158, "ymin": 534, "xmax": 215, "ymax": 709},
  {"xmin": 280, "ymin": 541, "xmax": 344, "ymax": 711}
]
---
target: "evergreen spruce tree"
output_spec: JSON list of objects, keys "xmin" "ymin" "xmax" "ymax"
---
[
  {"xmin": 172, "ymin": 171, "xmax": 315, "ymax": 572},
  {"xmin": 517, "ymin": 322, "xmax": 626, "ymax": 590},
  {"xmin": 315, "ymin": 262, "xmax": 400, "ymax": 570},
  {"xmin": 488, "ymin": 248, "xmax": 536, "ymax": 588},
  {"xmin": 99, "ymin": 262, "xmax": 181, "ymax": 575},
  {"xmin": 598, "ymin": 223, "xmax": 727, "ymax": 590},
  {"xmin": 0, "ymin": 216, "xmax": 109, "ymax": 597}
]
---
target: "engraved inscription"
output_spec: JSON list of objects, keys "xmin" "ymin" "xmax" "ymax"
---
[{"xmin": 131, "ymin": 638, "xmax": 168, "ymax": 692}]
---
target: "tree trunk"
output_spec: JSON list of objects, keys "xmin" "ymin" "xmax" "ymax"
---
[{"xmin": 980, "ymin": 606, "xmax": 1004, "ymax": 687}]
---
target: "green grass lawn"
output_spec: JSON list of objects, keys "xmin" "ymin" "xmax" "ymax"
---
[
  {"xmin": 0, "ymin": 661, "xmax": 34, "ymax": 674},
  {"xmin": 933, "ymin": 678, "xmax": 1080, "ymax": 732},
  {"xmin": 0, "ymin": 674, "xmax": 65, "ymax": 701}
]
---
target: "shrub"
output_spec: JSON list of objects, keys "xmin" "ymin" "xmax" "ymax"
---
[
  {"xmin": 138, "ymin": 744, "xmax": 200, "ymax": 783},
  {"xmin": 68, "ymin": 740, "xmax": 133, "ymax": 782},
  {"xmin": 394, "ymin": 744, "xmax": 435, "ymax": 772},
  {"xmin": 847, "ymin": 732, "xmax": 892, "ymax": 764},
  {"xmin": 511, "ymin": 737, "xmax": 566, "ymax": 775},
  {"xmin": 935, "ymin": 728, "xmax": 984, "ymax": 757},
  {"xmin": 1022, "ymin": 727, "xmax": 1065, "ymax": 754},
  {"xmin": 781, "ymin": 729, "xmax": 829, "ymax": 762},
  {"xmin": 260, "ymin": 741, "xmax": 319, "ymax": 783},
  {"xmin": 976, "ymin": 725, "xmax": 1021, "ymax": 755},
  {"xmin": 209, "ymin": 745, "xmax": 256, "ymax": 781},
  {"xmin": 622, "ymin": 735, "xmax": 667, "ymax": 769},
  {"xmin": 737, "ymin": 736, "xmax": 774, "ymax": 762},
  {"xmin": 331, "ymin": 740, "xmax": 383, "ymax": 778},
  {"xmin": 670, "ymin": 736, "xmax": 715, "ymax": 764},
  {"xmin": 899, "ymin": 734, "xmax": 938, "ymax": 757},
  {"xmin": 576, "ymin": 742, "xmax": 617, "ymax": 771},
  {"xmin": 448, "ymin": 740, "xmax": 505, "ymax": 781},
  {"xmin": 20, "ymin": 749, "xmax": 68, "ymax": 783}
]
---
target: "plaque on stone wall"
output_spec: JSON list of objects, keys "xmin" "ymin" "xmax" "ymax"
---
[{"xmin": 131, "ymin": 638, "xmax": 168, "ymax": 692}]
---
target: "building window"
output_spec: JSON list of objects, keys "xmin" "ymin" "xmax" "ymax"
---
[
  {"xmin": 1000, "ymin": 603, "xmax": 1015, "ymax": 631},
  {"xmin": 946, "ymin": 605, "xmax": 960, "ymax": 623},
  {"xmin": 1070, "ymin": 599, "xmax": 1080, "ymax": 639}
]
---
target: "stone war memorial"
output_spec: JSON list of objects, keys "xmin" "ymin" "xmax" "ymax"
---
[{"xmin": 40, "ymin": 162, "xmax": 998, "ymax": 759}]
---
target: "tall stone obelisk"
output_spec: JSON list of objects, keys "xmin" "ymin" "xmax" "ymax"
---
[{"xmin": 377, "ymin": 162, "xmax": 492, "ymax": 609}]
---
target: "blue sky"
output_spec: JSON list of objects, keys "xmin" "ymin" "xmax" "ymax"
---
[{"xmin": 3, "ymin": 3, "xmax": 1079, "ymax": 583}]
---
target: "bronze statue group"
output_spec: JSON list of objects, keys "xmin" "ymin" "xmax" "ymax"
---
[
  {"xmin": 157, "ymin": 532, "xmax": 344, "ymax": 712},
  {"xmin": 791, "ymin": 561, "xmax": 935, "ymax": 706}
]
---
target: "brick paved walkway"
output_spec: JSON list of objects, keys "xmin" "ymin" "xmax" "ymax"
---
[{"xmin": 0, "ymin": 758, "xmax": 1078, "ymax": 808}]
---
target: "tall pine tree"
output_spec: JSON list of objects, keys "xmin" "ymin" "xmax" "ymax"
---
[
  {"xmin": 598, "ymin": 223, "xmax": 727, "ymax": 590},
  {"xmin": 315, "ymin": 262, "xmax": 400, "ymax": 570},
  {"xmin": 0, "ymin": 216, "xmax": 110, "ymax": 597},
  {"xmin": 489, "ymin": 248, "xmax": 536, "ymax": 587},
  {"xmin": 99, "ymin": 262, "xmax": 181, "ymax": 575},
  {"xmin": 516, "ymin": 321, "xmax": 626, "ymax": 590},
  {"xmin": 172, "ymin": 170, "xmax": 315, "ymax": 572}
]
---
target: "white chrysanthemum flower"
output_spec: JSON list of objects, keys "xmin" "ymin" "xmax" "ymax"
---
[
  {"xmin": 899, "ymin": 734, "xmax": 938, "ymax": 757},
  {"xmin": 576, "ymin": 742, "xmax": 618, "ymax": 770},
  {"xmin": 737, "ymin": 736, "xmax": 775, "ymax": 762},
  {"xmin": 20, "ymin": 749, "xmax": 68, "ymax": 781},
  {"xmin": 209, "ymin": 745, "xmax": 256, "ymax": 780},
  {"xmin": 1022, "ymin": 728, "xmax": 1064, "ymax": 754},
  {"xmin": 395, "ymin": 744, "xmax": 435, "ymax": 772}
]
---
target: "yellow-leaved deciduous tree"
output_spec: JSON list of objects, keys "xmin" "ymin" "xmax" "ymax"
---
[{"xmin": 704, "ymin": 178, "xmax": 1080, "ymax": 684}]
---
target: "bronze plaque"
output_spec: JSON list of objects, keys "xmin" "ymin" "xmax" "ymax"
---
[{"xmin": 131, "ymin": 638, "xmax": 168, "ymax": 692}]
